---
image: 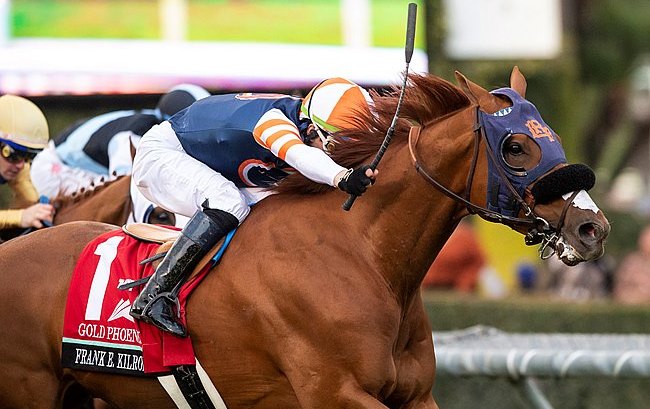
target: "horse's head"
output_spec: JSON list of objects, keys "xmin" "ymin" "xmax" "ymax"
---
[
  {"xmin": 276, "ymin": 69, "xmax": 609, "ymax": 266},
  {"xmin": 451, "ymin": 67, "xmax": 609, "ymax": 265}
]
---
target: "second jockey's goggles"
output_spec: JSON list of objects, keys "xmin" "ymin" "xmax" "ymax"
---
[{"xmin": 0, "ymin": 138, "xmax": 40, "ymax": 164}]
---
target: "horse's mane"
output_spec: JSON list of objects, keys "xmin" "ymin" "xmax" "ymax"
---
[
  {"xmin": 274, "ymin": 73, "xmax": 471, "ymax": 194},
  {"xmin": 52, "ymin": 175, "xmax": 126, "ymax": 210}
]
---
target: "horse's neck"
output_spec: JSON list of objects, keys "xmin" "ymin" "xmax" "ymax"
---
[
  {"xmin": 224, "ymin": 107, "xmax": 477, "ymax": 305},
  {"xmin": 54, "ymin": 177, "xmax": 131, "ymax": 225},
  {"xmin": 359, "ymin": 110, "xmax": 476, "ymax": 302}
]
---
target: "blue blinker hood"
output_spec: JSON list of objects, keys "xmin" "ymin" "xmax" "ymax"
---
[{"xmin": 481, "ymin": 88, "xmax": 567, "ymax": 216}]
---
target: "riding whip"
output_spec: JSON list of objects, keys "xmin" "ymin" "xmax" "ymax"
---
[{"xmin": 342, "ymin": 2, "xmax": 417, "ymax": 211}]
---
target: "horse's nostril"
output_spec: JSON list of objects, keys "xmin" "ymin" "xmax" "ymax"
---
[{"xmin": 579, "ymin": 222, "xmax": 603, "ymax": 242}]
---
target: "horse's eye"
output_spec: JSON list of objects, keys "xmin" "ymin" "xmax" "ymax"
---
[
  {"xmin": 500, "ymin": 135, "xmax": 530, "ymax": 173},
  {"xmin": 505, "ymin": 142, "xmax": 523, "ymax": 156}
]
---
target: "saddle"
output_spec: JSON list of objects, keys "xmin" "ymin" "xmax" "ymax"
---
[
  {"xmin": 122, "ymin": 223, "xmax": 181, "ymax": 244},
  {"xmin": 121, "ymin": 223, "xmax": 223, "ymax": 277}
]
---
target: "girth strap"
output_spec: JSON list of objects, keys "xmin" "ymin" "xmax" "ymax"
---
[
  {"xmin": 158, "ymin": 359, "xmax": 229, "ymax": 409},
  {"xmin": 171, "ymin": 365, "xmax": 216, "ymax": 409}
]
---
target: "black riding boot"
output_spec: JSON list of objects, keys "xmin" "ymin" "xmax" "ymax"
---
[{"xmin": 130, "ymin": 208, "xmax": 239, "ymax": 337}]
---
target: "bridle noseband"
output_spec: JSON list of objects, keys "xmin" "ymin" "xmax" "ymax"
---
[{"xmin": 408, "ymin": 106, "xmax": 578, "ymax": 259}]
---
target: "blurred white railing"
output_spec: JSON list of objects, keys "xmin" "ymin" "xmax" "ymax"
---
[{"xmin": 433, "ymin": 326, "xmax": 650, "ymax": 409}]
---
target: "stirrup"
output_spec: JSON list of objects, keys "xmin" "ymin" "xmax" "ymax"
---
[
  {"xmin": 134, "ymin": 292, "xmax": 187, "ymax": 336},
  {"xmin": 139, "ymin": 291, "xmax": 182, "ymax": 320}
]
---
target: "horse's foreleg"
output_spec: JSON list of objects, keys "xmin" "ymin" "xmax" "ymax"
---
[
  {"xmin": 0, "ymin": 363, "xmax": 60, "ymax": 409},
  {"xmin": 299, "ymin": 382, "xmax": 391, "ymax": 409},
  {"xmin": 293, "ymin": 380, "xmax": 438, "ymax": 409},
  {"xmin": 280, "ymin": 343, "xmax": 403, "ymax": 409}
]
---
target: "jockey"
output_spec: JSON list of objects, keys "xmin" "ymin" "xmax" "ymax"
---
[
  {"xmin": 30, "ymin": 84, "xmax": 210, "ymax": 201},
  {"xmin": 131, "ymin": 77, "xmax": 378, "ymax": 337},
  {"xmin": 0, "ymin": 95, "xmax": 55, "ymax": 230}
]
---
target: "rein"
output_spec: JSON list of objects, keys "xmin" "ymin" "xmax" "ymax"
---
[{"xmin": 407, "ymin": 106, "xmax": 574, "ymax": 257}]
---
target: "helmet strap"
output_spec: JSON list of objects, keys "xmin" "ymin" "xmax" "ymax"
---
[{"xmin": 314, "ymin": 126, "xmax": 335, "ymax": 154}]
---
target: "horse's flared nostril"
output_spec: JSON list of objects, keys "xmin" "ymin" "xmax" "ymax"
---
[{"xmin": 578, "ymin": 222, "xmax": 607, "ymax": 244}]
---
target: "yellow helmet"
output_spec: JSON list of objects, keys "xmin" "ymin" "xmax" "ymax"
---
[
  {"xmin": 301, "ymin": 78, "xmax": 373, "ymax": 133},
  {"xmin": 0, "ymin": 95, "xmax": 49, "ymax": 150}
]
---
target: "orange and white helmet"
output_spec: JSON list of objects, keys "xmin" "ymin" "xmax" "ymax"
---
[
  {"xmin": 300, "ymin": 78, "xmax": 373, "ymax": 133},
  {"xmin": 0, "ymin": 95, "xmax": 49, "ymax": 151}
]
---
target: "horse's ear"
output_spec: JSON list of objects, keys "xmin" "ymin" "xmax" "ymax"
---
[
  {"xmin": 454, "ymin": 71, "xmax": 479, "ymax": 105},
  {"xmin": 510, "ymin": 66, "xmax": 527, "ymax": 98},
  {"xmin": 454, "ymin": 71, "xmax": 492, "ymax": 107}
]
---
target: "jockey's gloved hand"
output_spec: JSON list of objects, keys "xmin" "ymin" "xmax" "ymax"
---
[{"xmin": 337, "ymin": 165, "xmax": 376, "ymax": 196}]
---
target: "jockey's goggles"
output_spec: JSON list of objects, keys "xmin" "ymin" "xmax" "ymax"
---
[
  {"xmin": 305, "ymin": 125, "xmax": 336, "ymax": 154},
  {"xmin": 0, "ymin": 139, "xmax": 39, "ymax": 164}
]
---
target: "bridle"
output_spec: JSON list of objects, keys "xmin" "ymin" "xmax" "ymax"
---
[{"xmin": 408, "ymin": 105, "xmax": 579, "ymax": 259}]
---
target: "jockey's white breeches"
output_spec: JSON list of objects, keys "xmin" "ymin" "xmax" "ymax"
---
[{"xmin": 132, "ymin": 122, "xmax": 270, "ymax": 223}]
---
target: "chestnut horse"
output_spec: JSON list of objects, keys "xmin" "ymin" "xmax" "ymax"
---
[
  {"xmin": 52, "ymin": 175, "xmax": 176, "ymax": 226},
  {"xmin": 0, "ymin": 68, "xmax": 609, "ymax": 408}
]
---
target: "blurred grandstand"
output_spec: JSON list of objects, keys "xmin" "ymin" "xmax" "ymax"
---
[{"xmin": 0, "ymin": 0, "xmax": 428, "ymax": 95}]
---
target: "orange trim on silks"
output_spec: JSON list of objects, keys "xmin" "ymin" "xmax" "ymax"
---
[
  {"xmin": 238, "ymin": 159, "xmax": 274, "ymax": 186},
  {"xmin": 264, "ymin": 129, "xmax": 299, "ymax": 149},
  {"xmin": 277, "ymin": 139, "xmax": 303, "ymax": 160},
  {"xmin": 253, "ymin": 118, "xmax": 297, "ymax": 146},
  {"xmin": 255, "ymin": 118, "xmax": 292, "ymax": 135}
]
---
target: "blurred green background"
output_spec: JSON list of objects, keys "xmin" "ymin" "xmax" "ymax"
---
[{"xmin": 10, "ymin": 0, "xmax": 426, "ymax": 47}]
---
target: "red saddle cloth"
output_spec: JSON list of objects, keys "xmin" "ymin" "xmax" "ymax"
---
[{"xmin": 62, "ymin": 228, "xmax": 210, "ymax": 376}]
